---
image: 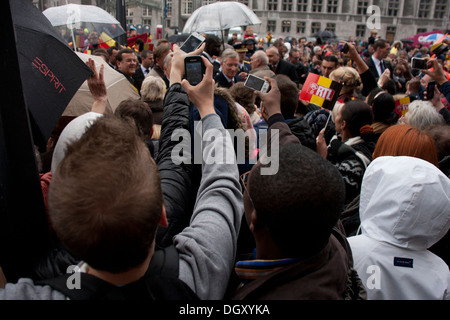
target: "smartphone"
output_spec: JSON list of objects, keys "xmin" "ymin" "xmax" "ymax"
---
[
  {"xmin": 180, "ymin": 32, "xmax": 205, "ymax": 53},
  {"xmin": 338, "ymin": 42, "xmax": 349, "ymax": 54},
  {"xmin": 411, "ymin": 57, "xmax": 428, "ymax": 70},
  {"xmin": 426, "ymin": 80, "xmax": 436, "ymax": 100},
  {"xmin": 184, "ymin": 56, "xmax": 205, "ymax": 86},
  {"xmin": 244, "ymin": 74, "xmax": 270, "ymax": 93}
]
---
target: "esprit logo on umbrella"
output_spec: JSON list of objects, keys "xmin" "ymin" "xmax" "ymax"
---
[{"xmin": 32, "ymin": 57, "xmax": 66, "ymax": 94}]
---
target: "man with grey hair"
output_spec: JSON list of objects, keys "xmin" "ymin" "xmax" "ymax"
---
[
  {"xmin": 249, "ymin": 50, "xmax": 276, "ymax": 79},
  {"xmin": 214, "ymin": 48, "xmax": 243, "ymax": 88}
]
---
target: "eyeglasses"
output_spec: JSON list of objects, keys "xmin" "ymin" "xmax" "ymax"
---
[{"xmin": 240, "ymin": 171, "xmax": 254, "ymax": 208}]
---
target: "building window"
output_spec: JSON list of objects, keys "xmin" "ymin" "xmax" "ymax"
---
[
  {"xmin": 312, "ymin": 0, "xmax": 323, "ymax": 12},
  {"xmin": 297, "ymin": 21, "xmax": 306, "ymax": 33},
  {"xmin": 282, "ymin": 20, "xmax": 291, "ymax": 33},
  {"xmin": 202, "ymin": 0, "xmax": 216, "ymax": 5},
  {"xmin": 327, "ymin": 0, "xmax": 338, "ymax": 13},
  {"xmin": 434, "ymin": 0, "xmax": 446, "ymax": 19},
  {"xmin": 311, "ymin": 22, "xmax": 321, "ymax": 34},
  {"xmin": 325, "ymin": 23, "xmax": 336, "ymax": 33},
  {"xmin": 166, "ymin": 0, "xmax": 172, "ymax": 17},
  {"xmin": 182, "ymin": 0, "xmax": 193, "ymax": 14},
  {"xmin": 282, "ymin": 0, "xmax": 293, "ymax": 11},
  {"xmin": 417, "ymin": 28, "xmax": 427, "ymax": 33},
  {"xmin": 126, "ymin": 19, "xmax": 133, "ymax": 25},
  {"xmin": 387, "ymin": 26, "xmax": 396, "ymax": 35},
  {"xmin": 126, "ymin": 8, "xmax": 133, "ymax": 17},
  {"xmin": 357, "ymin": 0, "xmax": 369, "ymax": 15},
  {"xmin": 142, "ymin": 6, "xmax": 151, "ymax": 16},
  {"xmin": 267, "ymin": 20, "xmax": 276, "ymax": 32},
  {"xmin": 387, "ymin": 0, "xmax": 400, "ymax": 16},
  {"xmin": 268, "ymin": 0, "xmax": 278, "ymax": 10},
  {"xmin": 298, "ymin": 0, "xmax": 308, "ymax": 12},
  {"xmin": 143, "ymin": 19, "xmax": 151, "ymax": 25},
  {"xmin": 356, "ymin": 24, "xmax": 366, "ymax": 38},
  {"xmin": 418, "ymin": 0, "xmax": 432, "ymax": 18}
]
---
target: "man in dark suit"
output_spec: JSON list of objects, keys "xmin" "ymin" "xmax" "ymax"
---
[
  {"xmin": 214, "ymin": 48, "xmax": 243, "ymax": 89},
  {"xmin": 133, "ymin": 50, "xmax": 154, "ymax": 93},
  {"xmin": 365, "ymin": 39, "xmax": 393, "ymax": 81},
  {"xmin": 266, "ymin": 46, "xmax": 299, "ymax": 85}
]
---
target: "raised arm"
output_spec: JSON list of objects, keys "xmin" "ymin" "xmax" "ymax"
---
[
  {"xmin": 85, "ymin": 58, "xmax": 107, "ymax": 114},
  {"xmin": 172, "ymin": 46, "xmax": 243, "ymax": 300}
]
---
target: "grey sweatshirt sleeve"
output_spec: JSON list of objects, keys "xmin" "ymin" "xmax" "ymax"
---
[
  {"xmin": 0, "ymin": 278, "xmax": 66, "ymax": 300},
  {"xmin": 175, "ymin": 113, "xmax": 244, "ymax": 300}
]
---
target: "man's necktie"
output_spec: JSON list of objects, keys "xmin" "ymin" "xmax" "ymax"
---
[
  {"xmin": 230, "ymin": 78, "xmax": 234, "ymax": 86},
  {"xmin": 380, "ymin": 61, "xmax": 385, "ymax": 73}
]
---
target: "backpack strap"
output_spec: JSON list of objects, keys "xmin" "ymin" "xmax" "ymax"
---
[
  {"xmin": 148, "ymin": 244, "xmax": 179, "ymax": 278},
  {"xmin": 36, "ymin": 245, "xmax": 198, "ymax": 300}
]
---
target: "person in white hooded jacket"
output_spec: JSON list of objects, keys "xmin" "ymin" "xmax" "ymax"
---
[{"xmin": 348, "ymin": 156, "xmax": 450, "ymax": 300}]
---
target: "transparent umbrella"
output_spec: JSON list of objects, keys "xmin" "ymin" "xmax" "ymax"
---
[
  {"xmin": 182, "ymin": 2, "xmax": 261, "ymax": 34},
  {"xmin": 43, "ymin": 4, "xmax": 125, "ymax": 50}
]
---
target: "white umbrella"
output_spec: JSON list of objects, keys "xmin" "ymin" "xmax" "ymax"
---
[
  {"xmin": 43, "ymin": 4, "xmax": 125, "ymax": 49},
  {"xmin": 62, "ymin": 52, "xmax": 140, "ymax": 117},
  {"xmin": 182, "ymin": 2, "xmax": 261, "ymax": 34}
]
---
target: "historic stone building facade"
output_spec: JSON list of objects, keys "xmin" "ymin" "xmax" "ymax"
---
[{"xmin": 34, "ymin": 0, "xmax": 450, "ymax": 42}]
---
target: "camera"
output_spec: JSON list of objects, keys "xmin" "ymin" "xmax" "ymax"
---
[
  {"xmin": 244, "ymin": 74, "xmax": 270, "ymax": 93},
  {"xmin": 180, "ymin": 32, "xmax": 205, "ymax": 53},
  {"xmin": 184, "ymin": 56, "xmax": 205, "ymax": 86},
  {"xmin": 411, "ymin": 57, "xmax": 428, "ymax": 70}
]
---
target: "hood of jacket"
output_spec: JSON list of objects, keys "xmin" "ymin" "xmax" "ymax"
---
[
  {"xmin": 51, "ymin": 112, "xmax": 103, "ymax": 174},
  {"xmin": 360, "ymin": 156, "xmax": 450, "ymax": 250}
]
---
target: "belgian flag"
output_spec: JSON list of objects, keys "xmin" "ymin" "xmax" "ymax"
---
[{"xmin": 299, "ymin": 73, "xmax": 343, "ymax": 110}]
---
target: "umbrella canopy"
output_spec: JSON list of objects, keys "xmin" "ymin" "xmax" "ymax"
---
[
  {"xmin": 182, "ymin": 2, "xmax": 261, "ymax": 33},
  {"xmin": 400, "ymin": 38, "xmax": 414, "ymax": 44},
  {"xmin": 62, "ymin": 52, "xmax": 140, "ymax": 117},
  {"xmin": 168, "ymin": 33, "xmax": 190, "ymax": 44},
  {"xmin": 10, "ymin": 0, "xmax": 93, "ymax": 150},
  {"xmin": 314, "ymin": 30, "xmax": 337, "ymax": 43},
  {"xmin": 43, "ymin": 4, "xmax": 125, "ymax": 48},
  {"xmin": 423, "ymin": 33, "xmax": 445, "ymax": 42}
]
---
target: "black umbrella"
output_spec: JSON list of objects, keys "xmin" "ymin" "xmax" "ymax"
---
[
  {"xmin": 168, "ymin": 33, "xmax": 190, "ymax": 44},
  {"xmin": 11, "ymin": 0, "xmax": 93, "ymax": 150},
  {"xmin": 314, "ymin": 30, "xmax": 337, "ymax": 43}
]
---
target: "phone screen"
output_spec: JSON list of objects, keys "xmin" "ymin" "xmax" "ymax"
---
[
  {"xmin": 427, "ymin": 81, "xmax": 436, "ymax": 100},
  {"xmin": 245, "ymin": 75, "xmax": 266, "ymax": 91},
  {"xmin": 180, "ymin": 35, "xmax": 204, "ymax": 53},
  {"xmin": 186, "ymin": 60, "xmax": 203, "ymax": 85}
]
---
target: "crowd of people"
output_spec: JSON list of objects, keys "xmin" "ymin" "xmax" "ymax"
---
[{"xmin": 1, "ymin": 25, "xmax": 450, "ymax": 301}]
